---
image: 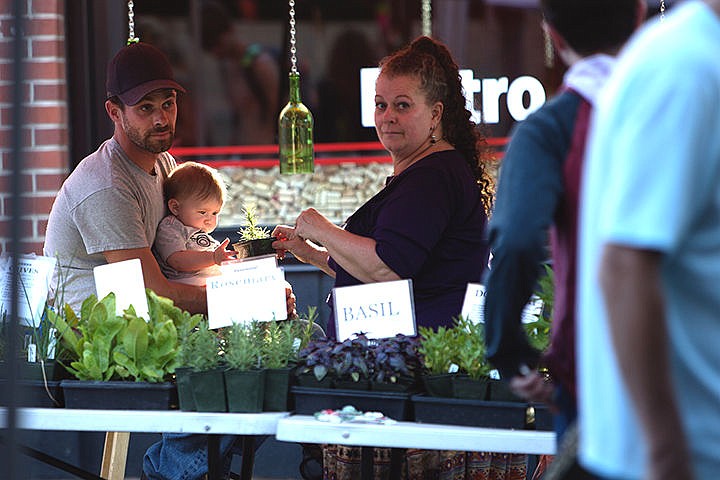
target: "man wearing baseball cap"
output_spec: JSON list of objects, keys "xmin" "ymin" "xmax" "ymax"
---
[{"xmin": 45, "ymin": 42, "xmax": 291, "ymax": 479}]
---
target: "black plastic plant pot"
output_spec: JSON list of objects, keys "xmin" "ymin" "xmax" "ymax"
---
[
  {"xmin": 263, "ymin": 367, "xmax": 292, "ymax": 412},
  {"xmin": 190, "ymin": 368, "xmax": 227, "ymax": 412},
  {"xmin": 451, "ymin": 375, "xmax": 489, "ymax": 400},
  {"xmin": 421, "ymin": 373, "xmax": 455, "ymax": 397},
  {"xmin": 175, "ymin": 366, "xmax": 196, "ymax": 411},
  {"xmin": 486, "ymin": 378, "xmax": 523, "ymax": 402},
  {"xmin": 232, "ymin": 237, "xmax": 277, "ymax": 259},
  {"xmin": 225, "ymin": 369, "xmax": 265, "ymax": 413},
  {"xmin": 0, "ymin": 379, "xmax": 64, "ymax": 408},
  {"xmin": 295, "ymin": 371, "xmax": 333, "ymax": 389},
  {"xmin": 60, "ymin": 380, "xmax": 178, "ymax": 410}
]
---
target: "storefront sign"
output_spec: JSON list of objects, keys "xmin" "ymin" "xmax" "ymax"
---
[
  {"xmin": 332, "ymin": 279, "xmax": 415, "ymax": 341},
  {"xmin": 360, "ymin": 67, "xmax": 546, "ymax": 127}
]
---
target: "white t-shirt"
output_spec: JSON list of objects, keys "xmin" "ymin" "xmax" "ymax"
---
[{"xmin": 578, "ymin": 2, "xmax": 720, "ymax": 478}]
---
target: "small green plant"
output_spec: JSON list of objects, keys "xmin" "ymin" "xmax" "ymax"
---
[
  {"xmin": 184, "ymin": 319, "xmax": 221, "ymax": 372},
  {"xmin": 223, "ymin": 321, "xmax": 263, "ymax": 371},
  {"xmin": 261, "ymin": 320, "xmax": 298, "ymax": 369},
  {"xmin": 525, "ymin": 263, "xmax": 553, "ymax": 352},
  {"xmin": 418, "ymin": 324, "xmax": 459, "ymax": 375},
  {"xmin": 453, "ymin": 316, "xmax": 492, "ymax": 380},
  {"xmin": 238, "ymin": 204, "xmax": 271, "ymax": 241}
]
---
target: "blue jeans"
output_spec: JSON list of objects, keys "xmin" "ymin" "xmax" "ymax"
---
[{"xmin": 143, "ymin": 433, "xmax": 260, "ymax": 480}]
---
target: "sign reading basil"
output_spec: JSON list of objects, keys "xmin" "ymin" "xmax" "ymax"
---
[{"xmin": 332, "ymin": 279, "xmax": 415, "ymax": 341}]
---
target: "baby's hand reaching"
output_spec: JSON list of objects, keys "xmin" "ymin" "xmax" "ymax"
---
[{"xmin": 214, "ymin": 238, "xmax": 237, "ymax": 265}]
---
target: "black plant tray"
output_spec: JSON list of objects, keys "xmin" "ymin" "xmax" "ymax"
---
[
  {"xmin": 291, "ymin": 386, "xmax": 413, "ymax": 420},
  {"xmin": 0, "ymin": 379, "xmax": 64, "ymax": 408},
  {"xmin": 412, "ymin": 394, "xmax": 552, "ymax": 430},
  {"xmin": 61, "ymin": 380, "xmax": 178, "ymax": 410}
]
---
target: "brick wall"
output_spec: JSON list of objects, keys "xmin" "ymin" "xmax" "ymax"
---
[{"xmin": 0, "ymin": 0, "xmax": 67, "ymax": 255}]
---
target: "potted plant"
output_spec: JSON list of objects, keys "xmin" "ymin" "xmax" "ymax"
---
[
  {"xmin": 451, "ymin": 316, "xmax": 492, "ymax": 399},
  {"xmin": 184, "ymin": 319, "xmax": 226, "ymax": 412},
  {"xmin": 370, "ymin": 334, "xmax": 421, "ymax": 392},
  {"xmin": 330, "ymin": 334, "xmax": 373, "ymax": 390},
  {"xmin": 417, "ymin": 324, "xmax": 459, "ymax": 397},
  {"xmin": 48, "ymin": 290, "xmax": 201, "ymax": 409},
  {"xmin": 232, "ymin": 204, "xmax": 276, "ymax": 259},
  {"xmin": 261, "ymin": 319, "xmax": 301, "ymax": 411},
  {"xmin": 222, "ymin": 320, "xmax": 265, "ymax": 412}
]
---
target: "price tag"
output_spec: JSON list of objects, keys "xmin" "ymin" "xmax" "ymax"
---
[{"xmin": 332, "ymin": 279, "xmax": 416, "ymax": 341}]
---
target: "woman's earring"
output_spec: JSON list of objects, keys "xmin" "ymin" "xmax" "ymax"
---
[{"xmin": 430, "ymin": 125, "xmax": 438, "ymax": 144}]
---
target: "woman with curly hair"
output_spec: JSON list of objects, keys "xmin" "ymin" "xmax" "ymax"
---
[{"xmin": 273, "ymin": 35, "xmax": 494, "ymax": 339}]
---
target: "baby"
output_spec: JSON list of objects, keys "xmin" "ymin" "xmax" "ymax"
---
[{"xmin": 153, "ymin": 161, "xmax": 236, "ymax": 286}]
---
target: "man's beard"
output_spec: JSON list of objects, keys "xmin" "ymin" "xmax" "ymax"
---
[{"xmin": 123, "ymin": 118, "xmax": 174, "ymax": 154}]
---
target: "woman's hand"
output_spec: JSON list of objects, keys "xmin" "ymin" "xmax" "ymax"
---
[
  {"xmin": 509, "ymin": 369, "xmax": 555, "ymax": 407},
  {"xmin": 272, "ymin": 225, "xmax": 314, "ymax": 263},
  {"xmin": 294, "ymin": 208, "xmax": 337, "ymax": 244},
  {"xmin": 285, "ymin": 280, "xmax": 297, "ymax": 319}
]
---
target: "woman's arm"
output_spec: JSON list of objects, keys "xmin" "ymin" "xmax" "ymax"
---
[{"xmin": 292, "ymin": 208, "xmax": 400, "ymax": 284}]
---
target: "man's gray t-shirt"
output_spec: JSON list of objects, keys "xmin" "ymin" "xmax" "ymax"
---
[{"xmin": 43, "ymin": 138, "xmax": 176, "ymax": 312}]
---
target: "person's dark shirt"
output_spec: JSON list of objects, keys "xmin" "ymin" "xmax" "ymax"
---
[{"xmin": 326, "ymin": 150, "xmax": 489, "ymax": 339}]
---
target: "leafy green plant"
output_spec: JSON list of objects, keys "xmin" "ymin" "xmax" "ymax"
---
[
  {"xmin": 47, "ymin": 290, "xmax": 202, "ymax": 382},
  {"xmin": 371, "ymin": 334, "xmax": 421, "ymax": 385},
  {"xmin": 223, "ymin": 321, "xmax": 263, "ymax": 371},
  {"xmin": 238, "ymin": 204, "xmax": 271, "ymax": 240},
  {"xmin": 453, "ymin": 316, "xmax": 492, "ymax": 380},
  {"xmin": 418, "ymin": 325, "xmax": 459, "ymax": 375},
  {"xmin": 330, "ymin": 334, "xmax": 373, "ymax": 383},
  {"xmin": 524, "ymin": 263, "xmax": 553, "ymax": 352}
]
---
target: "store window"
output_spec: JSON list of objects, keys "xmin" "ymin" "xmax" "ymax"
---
[{"xmin": 127, "ymin": 0, "xmax": 554, "ymax": 231}]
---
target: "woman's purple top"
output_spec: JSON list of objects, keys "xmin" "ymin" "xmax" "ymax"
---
[{"xmin": 326, "ymin": 149, "xmax": 489, "ymax": 339}]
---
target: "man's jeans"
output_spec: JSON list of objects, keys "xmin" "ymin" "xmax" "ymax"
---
[{"xmin": 142, "ymin": 433, "xmax": 246, "ymax": 480}]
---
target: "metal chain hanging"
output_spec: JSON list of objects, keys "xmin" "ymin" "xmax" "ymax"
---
[
  {"xmin": 289, "ymin": 0, "xmax": 298, "ymax": 74},
  {"xmin": 127, "ymin": 0, "xmax": 139, "ymax": 44},
  {"xmin": 660, "ymin": 0, "xmax": 666, "ymax": 21},
  {"xmin": 421, "ymin": 0, "xmax": 432, "ymax": 37}
]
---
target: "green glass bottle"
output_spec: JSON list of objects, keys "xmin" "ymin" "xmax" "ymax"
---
[{"xmin": 279, "ymin": 72, "xmax": 314, "ymax": 174}]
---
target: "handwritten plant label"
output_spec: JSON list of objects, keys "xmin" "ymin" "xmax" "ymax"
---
[
  {"xmin": 461, "ymin": 283, "xmax": 544, "ymax": 325},
  {"xmin": 0, "ymin": 253, "xmax": 57, "ymax": 327},
  {"xmin": 94, "ymin": 258, "xmax": 149, "ymax": 319},
  {"xmin": 207, "ymin": 257, "xmax": 287, "ymax": 329},
  {"xmin": 332, "ymin": 279, "xmax": 416, "ymax": 341}
]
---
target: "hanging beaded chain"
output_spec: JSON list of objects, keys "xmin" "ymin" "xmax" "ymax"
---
[
  {"xmin": 543, "ymin": 27, "xmax": 554, "ymax": 69},
  {"xmin": 421, "ymin": 0, "xmax": 432, "ymax": 37},
  {"xmin": 289, "ymin": 0, "xmax": 298, "ymax": 74},
  {"xmin": 660, "ymin": 0, "xmax": 666, "ymax": 21},
  {"xmin": 127, "ymin": 0, "xmax": 139, "ymax": 44}
]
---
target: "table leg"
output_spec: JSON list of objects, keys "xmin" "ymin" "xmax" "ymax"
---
[
  {"xmin": 389, "ymin": 448, "xmax": 404, "ymax": 478},
  {"xmin": 239, "ymin": 436, "xmax": 255, "ymax": 480},
  {"xmin": 207, "ymin": 435, "xmax": 221, "ymax": 480},
  {"xmin": 360, "ymin": 446, "xmax": 373, "ymax": 480},
  {"xmin": 100, "ymin": 432, "xmax": 129, "ymax": 480}
]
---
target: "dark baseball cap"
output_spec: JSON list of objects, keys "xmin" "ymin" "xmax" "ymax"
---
[{"xmin": 106, "ymin": 42, "xmax": 185, "ymax": 106}]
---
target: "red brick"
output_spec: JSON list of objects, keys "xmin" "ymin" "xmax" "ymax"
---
[
  {"xmin": 23, "ymin": 104, "xmax": 66, "ymax": 124},
  {"xmin": 34, "ymin": 126, "xmax": 67, "ymax": 146},
  {"xmin": 37, "ymin": 218, "xmax": 48, "ymax": 236},
  {"xmin": 31, "ymin": 0, "xmax": 64, "ymax": 16},
  {"xmin": 0, "ymin": 172, "xmax": 33, "ymax": 193},
  {"xmin": 35, "ymin": 172, "xmax": 65, "ymax": 192},
  {"xmin": 25, "ymin": 18, "xmax": 63, "ymax": 37},
  {"xmin": 19, "ymin": 150, "xmax": 68, "ymax": 169},
  {"xmin": 32, "ymin": 82, "xmax": 64, "ymax": 102},
  {"xmin": 0, "ymin": 126, "xmax": 32, "ymax": 148},
  {"xmin": 0, "ymin": 218, "xmax": 35, "ymax": 237},
  {"xmin": 0, "ymin": 38, "xmax": 29, "ymax": 59},
  {"xmin": 4, "ymin": 194, "xmax": 56, "ymax": 217},
  {"xmin": 24, "ymin": 61, "xmax": 65, "ymax": 81},
  {"xmin": 0, "ymin": 83, "xmax": 31, "ymax": 104},
  {"xmin": 31, "ymin": 38, "xmax": 64, "ymax": 58},
  {"xmin": 19, "ymin": 241, "xmax": 45, "ymax": 256}
]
